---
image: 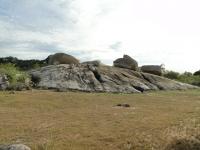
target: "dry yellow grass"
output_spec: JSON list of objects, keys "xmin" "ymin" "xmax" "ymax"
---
[{"xmin": 0, "ymin": 90, "xmax": 200, "ymax": 150}]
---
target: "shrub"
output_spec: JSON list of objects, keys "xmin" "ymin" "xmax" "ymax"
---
[
  {"xmin": 0, "ymin": 63, "xmax": 30, "ymax": 85},
  {"xmin": 164, "ymin": 71, "xmax": 180, "ymax": 79},
  {"xmin": 178, "ymin": 75, "xmax": 200, "ymax": 86},
  {"xmin": 194, "ymin": 70, "xmax": 200, "ymax": 76},
  {"xmin": 164, "ymin": 70, "xmax": 200, "ymax": 86},
  {"xmin": 183, "ymin": 71, "xmax": 193, "ymax": 76}
]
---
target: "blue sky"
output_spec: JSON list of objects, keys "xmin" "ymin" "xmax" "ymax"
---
[{"xmin": 0, "ymin": 0, "xmax": 200, "ymax": 72}]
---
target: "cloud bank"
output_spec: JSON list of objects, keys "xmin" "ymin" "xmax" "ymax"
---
[{"xmin": 0, "ymin": 0, "xmax": 200, "ymax": 72}]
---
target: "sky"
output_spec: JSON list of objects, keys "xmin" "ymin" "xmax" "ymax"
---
[{"xmin": 0, "ymin": 0, "xmax": 200, "ymax": 72}]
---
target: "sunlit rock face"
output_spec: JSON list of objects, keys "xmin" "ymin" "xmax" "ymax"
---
[{"xmin": 30, "ymin": 64, "xmax": 198, "ymax": 93}]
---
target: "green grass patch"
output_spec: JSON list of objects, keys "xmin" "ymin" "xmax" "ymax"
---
[{"xmin": 0, "ymin": 63, "xmax": 29, "ymax": 84}]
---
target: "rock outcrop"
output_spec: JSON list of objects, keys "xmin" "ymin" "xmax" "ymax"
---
[
  {"xmin": 0, "ymin": 144, "xmax": 31, "ymax": 150},
  {"xmin": 0, "ymin": 74, "xmax": 9, "ymax": 90},
  {"xmin": 113, "ymin": 55, "xmax": 138, "ymax": 71},
  {"xmin": 141, "ymin": 65, "xmax": 164, "ymax": 76},
  {"xmin": 47, "ymin": 53, "xmax": 79, "ymax": 65},
  {"xmin": 30, "ymin": 64, "xmax": 197, "ymax": 93}
]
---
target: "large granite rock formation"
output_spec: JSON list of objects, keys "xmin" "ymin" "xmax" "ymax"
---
[
  {"xmin": 30, "ymin": 64, "xmax": 197, "ymax": 93},
  {"xmin": 0, "ymin": 74, "xmax": 9, "ymax": 90},
  {"xmin": 113, "ymin": 55, "xmax": 138, "ymax": 71},
  {"xmin": 0, "ymin": 144, "xmax": 31, "ymax": 150},
  {"xmin": 141, "ymin": 65, "xmax": 164, "ymax": 76},
  {"xmin": 47, "ymin": 53, "xmax": 79, "ymax": 65}
]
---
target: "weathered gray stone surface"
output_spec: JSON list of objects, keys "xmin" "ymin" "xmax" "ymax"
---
[
  {"xmin": 0, "ymin": 74, "xmax": 9, "ymax": 90},
  {"xmin": 30, "ymin": 64, "xmax": 198, "ymax": 93},
  {"xmin": 82, "ymin": 60, "xmax": 102, "ymax": 67},
  {"xmin": 46, "ymin": 53, "xmax": 79, "ymax": 65},
  {"xmin": 0, "ymin": 144, "xmax": 31, "ymax": 150},
  {"xmin": 141, "ymin": 65, "xmax": 164, "ymax": 76},
  {"xmin": 113, "ymin": 55, "xmax": 138, "ymax": 71}
]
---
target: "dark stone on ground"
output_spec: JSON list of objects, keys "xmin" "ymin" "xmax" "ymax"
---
[{"xmin": 116, "ymin": 104, "xmax": 130, "ymax": 107}]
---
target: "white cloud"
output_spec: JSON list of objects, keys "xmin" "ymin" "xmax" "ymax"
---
[{"xmin": 0, "ymin": 0, "xmax": 200, "ymax": 72}]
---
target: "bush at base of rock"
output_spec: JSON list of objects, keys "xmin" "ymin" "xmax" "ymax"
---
[
  {"xmin": 7, "ymin": 83, "xmax": 31, "ymax": 91},
  {"xmin": 0, "ymin": 64, "xmax": 31, "ymax": 91},
  {"xmin": 164, "ymin": 71, "xmax": 180, "ymax": 79}
]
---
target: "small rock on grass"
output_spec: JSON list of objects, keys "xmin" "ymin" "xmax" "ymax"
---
[{"xmin": 0, "ymin": 144, "xmax": 31, "ymax": 150}]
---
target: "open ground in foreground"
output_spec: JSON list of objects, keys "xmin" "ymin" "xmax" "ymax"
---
[{"xmin": 0, "ymin": 90, "xmax": 200, "ymax": 150}]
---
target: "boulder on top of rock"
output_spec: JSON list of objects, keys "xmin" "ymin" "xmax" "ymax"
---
[
  {"xmin": 113, "ymin": 55, "xmax": 138, "ymax": 71},
  {"xmin": 82, "ymin": 60, "xmax": 102, "ymax": 67},
  {"xmin": 141, "ymin": 65, "xmax": 165, "ymax": 76},
  {"xmin": 46, "ymin": 53, "xmax": 79, "ymax": 65}
]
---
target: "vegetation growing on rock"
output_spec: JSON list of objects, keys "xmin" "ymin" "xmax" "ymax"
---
[{"xmin": 0, "ymin": 53, "xmax": 199, "ymax": 92}]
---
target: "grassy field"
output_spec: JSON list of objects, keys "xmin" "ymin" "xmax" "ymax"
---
[{"xmin": 0, "ymin": 90, "xmax": 200, "ymax": 150}]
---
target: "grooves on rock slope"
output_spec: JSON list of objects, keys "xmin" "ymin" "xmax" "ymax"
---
[{"xmin": 30, "ymin": 64, "xmax": 198, "ymax": 93}]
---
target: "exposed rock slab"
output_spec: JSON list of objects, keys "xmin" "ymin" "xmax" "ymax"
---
[
  {"xmin": 0, "ymin": 74, "xmax": 9, "ymax": 90},
  {"xmin": 30, "ymin": 64, "xmax": 198, "ymax": 93}
]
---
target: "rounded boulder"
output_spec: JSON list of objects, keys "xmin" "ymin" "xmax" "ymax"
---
[
  {"xmin": 46, "ymin": 53, "xmax": 79, "ymax": 65},
  {"xmin": 113, "ymin": 55, "xmax": 138, "ymax": 71}
]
